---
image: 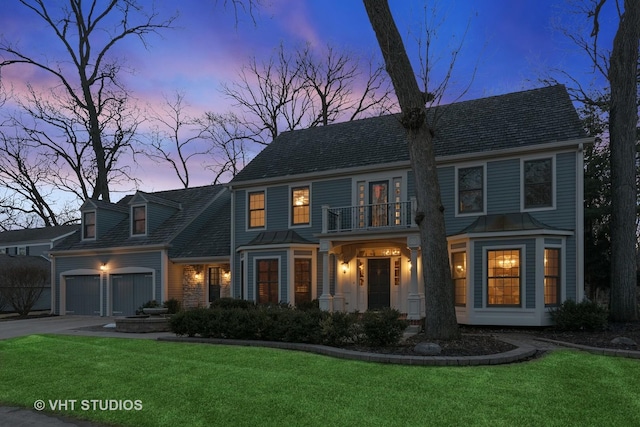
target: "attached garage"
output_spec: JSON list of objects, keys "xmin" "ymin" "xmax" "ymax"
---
[
  {"xmin": 111, "ymin": 273, "xmax": 153, "ymax": 316},
  {"xmin": 65, "ymin": 275, "xmax": 101, "ymax": 315}
]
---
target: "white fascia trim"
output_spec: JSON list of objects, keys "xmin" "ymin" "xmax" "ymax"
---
[
  {"xmin": 171, "ymin": 256, "xmax": 231, "ymax": 264},
  {"xmin": 49, "ymin": 245, "xmax": 170, "ymax": 257},
  {"xmin": 236, "ymin": 243, "xmax": 318, "ymax": 252},
  {"xmin": 450, "ymin": 229, "xmax": 574, "ymax": 240}
]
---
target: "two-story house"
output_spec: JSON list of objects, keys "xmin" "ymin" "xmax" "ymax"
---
[
  {"xmin": 228, "ymin": 85, "xmax": 590, "ymax": 326},
  {"xmin": 49, "ymin": 185, "xmax": 231, "ymax": 316}
]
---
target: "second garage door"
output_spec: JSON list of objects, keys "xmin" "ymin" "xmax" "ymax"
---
[
  {"xmin": 111, "ymin": 273, "xmax": 153, "ymax": 316},
  {"xmin": 65, "ymin": 275, "xmax": 101, "ymax": 315}
]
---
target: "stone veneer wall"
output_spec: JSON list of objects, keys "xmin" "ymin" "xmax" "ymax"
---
[{"xmin": 182, "ymin": 265, "xmax": 205, "ymax": 308}]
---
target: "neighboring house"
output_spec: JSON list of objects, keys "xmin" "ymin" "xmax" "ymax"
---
[
  {"xmin": 0, "ymin": 225, "xmax": 78, "ymax": 311},
  {"xmin": 0, "ymin": 225, "xmax": 78, "ymax": 257},
  {"xmin": 49, "ymin": 185, "xmax": 230, "ymax": 316},
  {"xmin": 228, "ymin": 85, "xmax": 591, "ymax": 326}
]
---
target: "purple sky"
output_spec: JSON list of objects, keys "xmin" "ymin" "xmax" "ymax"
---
[{"xmin": 0, "ymin": 0, "xmax": 617, "ymax": 196}]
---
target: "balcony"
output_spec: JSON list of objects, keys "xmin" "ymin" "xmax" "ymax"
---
[{"xmin": 322, "ymin": 199, "xmax": 416, "ymax": 233}]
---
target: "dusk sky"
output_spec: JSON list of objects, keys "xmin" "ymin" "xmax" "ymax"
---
[{"xmin": 0, "ymin": 0, "xmax": 618, "ymax": 196}]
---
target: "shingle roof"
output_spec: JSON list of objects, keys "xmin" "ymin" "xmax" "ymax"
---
[
  {"xmin": 169, "ymin": 198, "xmax": 231, "ymax": 259},
  {"xmin": 54, "ymin": 185, "xmax": 227, "ymax": 251},
  {"xmin": 454, "ymin": 213, "xmax": 558, "ymax": 235},
  {"xmin": 0, "ymin": 225, "xmax": 79, "ymax": 245},
  {"xmin": 244, "ymin": 230, "xmax": 314, "ymax": 246},
  {"xmin": 231, "ymin": 85, "xmax": 586, "ymax": 183}
]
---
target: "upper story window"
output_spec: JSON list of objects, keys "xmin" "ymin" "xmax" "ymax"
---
[
  {"xmin": 17, "ymin": 246, "xmax": 27, "ymax": 255},
  {"xmin": 248, "ymin": 191, "xmax": 265, "ymax": 229},
  {"xmin": 291, "ymin": 186, "xmax": 310, "ymax": 226},
  {"xmin": 457, "ymin": 165, "xmax": 484, "ymax": 214},
  {"xmin": 0, "ymin": 247, "xmax": 5, "ymax": 254},
  {"xmin": 523, "ymin": 158, "xmax": 553, "ymax": 209},
  {"xmin": 132, "ymin": 205, "xmax": 147, "ymax": 235},
  {"xmin": 83, "ymin": 211, "xmax": 96, "ymax": 239}
]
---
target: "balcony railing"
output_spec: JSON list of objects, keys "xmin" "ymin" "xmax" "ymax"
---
[{"xmin": 322, "ymin": 199, "xmax": 416, "ymax": 233}]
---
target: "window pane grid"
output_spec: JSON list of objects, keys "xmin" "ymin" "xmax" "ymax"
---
[
  {"xmin": 487, "ymin": 249, "xmax": 520, "ymax": 306},
  {"xmin": 458, "ymin": 167, "xmax": 483, "ymax": 213},
  {"xmin": 451, "ymin": 252, "xmax": 466, "ymax": 306},
  {"xmin": 257, "ymin": 260, "xmax": 278, "ymax": 304},
  {"xmin": 294, "ymin": 259, "xmax": 311, "ymax": 305},
  {"xmin": 133, "ymin": 206, "xmax": 146, "ymax": 235},
  {"xmin": 249, "ymin": 192, "xmax": 265, "ymax": 228},
  {"xmin": 544, "ymin": 248, "xmax": 560, "ymax": 306},
  {"xmin": 291, "ymin": 186, "xmax": 310, "ymax": 225},
  {"xmin": 524, "ymin": 159, "xmax": 552, "ymax": 208}
]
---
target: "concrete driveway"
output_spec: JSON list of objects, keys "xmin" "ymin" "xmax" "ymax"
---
[{"xmin": 0, "ymin": 315, "xmax": 174, "ymax": 340}]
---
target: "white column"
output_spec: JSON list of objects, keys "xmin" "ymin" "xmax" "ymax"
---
[
  {"xmin": 333, "ymin": 258, "xmax": 346, "ymax": 312},
  {"xmin": 407, "ymin": 235, "xmax": 422, "ymax": 320},
  {"xmin": 318, "ymin": 240, "xmax": 333, "ymax": 312}
]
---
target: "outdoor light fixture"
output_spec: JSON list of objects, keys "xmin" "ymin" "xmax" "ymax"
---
[
  {"xmin": 342, "ymin": 262, "xmax": 349, "ymax": 274},
  {"xmin": 100, "ymin": 263, "xmax": 107, "ymax": 271},
  {"xmin": 223, "ymin": 270, "xmax": 231, "ymax": 281},
  {"xmin": 407, "ymin": 259, "xmax": 412, "ymax": 270}
]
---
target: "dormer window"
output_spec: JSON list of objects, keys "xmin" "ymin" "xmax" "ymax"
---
[
  {"xmin": 132, "ymin": 205, "xmax": 147, "ymax": 235},
  {"xmin": 83, "ymin": 211, "xmax": 96, "ymax": 239}
]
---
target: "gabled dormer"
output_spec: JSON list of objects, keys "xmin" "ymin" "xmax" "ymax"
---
[
  {"xmin": 128, "ymin": 192, "xmax": 182, "ymax": 237},
  {"xmin": 80, "ymin": 199, "xmax": 129, "ymax": 241}
]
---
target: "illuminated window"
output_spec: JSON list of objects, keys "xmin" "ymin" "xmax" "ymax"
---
[
  {"xmin": 257, "ymin": 259, "xmax": 278, "ymax": 304},
  {"xmin": 544, "ymin": 248, "xmax": 560, "ymax": 306},
  {"xmin": 294, "ymin": 258, "xmax": 311, "ymax": 305},
  {"xmin": 248, "ymin": 191, "xmax": 265, "ymax": 228},
  {"xmin": 524, "ymin": 158, "xmax": 552, "ymax": 209},
  {"xmin": 487, "ymin": 249, "xmax": 520, "ymax": 306},
  {"xmin": 458, "ymin": 166, "xmax": 484, "ymax": 214},
  {"xmin": 291, "ymin": 187, "xmax": 310, "ymax": 225},
  {"xmin": 83, "ymin": 211, "xmax": 96, "ymax": 239},
  {"xmin": 132, "ymin": 206, "xmax": 146, "ymax": 235},
  {"xmin": 451, "ymin": 252, "xmax": 467, "ymax": 306}
]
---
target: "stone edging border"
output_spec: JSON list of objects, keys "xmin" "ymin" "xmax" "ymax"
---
[
  {"xmin": 534, "ymin": 337, "xmax": 640, "ymax": 359},
  {"xmin": 158, "ymin": 336, "xmax": 538, "ymax": 366}
]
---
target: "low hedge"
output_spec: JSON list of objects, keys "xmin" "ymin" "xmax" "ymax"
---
[
  {"xmin": 550, "ymin": 299, "xmax": 609, "ymax": 331},
  {"xmin": 169, "ymin": 301, "xmax": 408, "ymax": 347}
]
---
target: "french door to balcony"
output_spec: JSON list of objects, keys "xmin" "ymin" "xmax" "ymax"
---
[{"xmin": 369, "ymin": 181, "xmax": 389, "ymax": 227}]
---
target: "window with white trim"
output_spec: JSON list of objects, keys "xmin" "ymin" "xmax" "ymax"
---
[
  {"xmin": 487, "ymin": 249, "xmax": 521, "ymax": 306},
  {"xmin": 524, "ymin": 158, "xmax": 553, "ymax": 209},
  {"xmin": 544, "ymin": 248, "xmax": 560, "ymax": 306},
  {"xmin": 291, "ymin": 186, "xmax": 310, "ymax": 226},
  {"xmin": 248, "ymin": 191, "xmax": 265, "ymax": 229},
  {"xmin": 257, "ymin": 259, "xmax": 278, "ymax": 304},
  {"xmin": 83, "ymin": 211, "xmax": 96, "ymax": 239},
  {"xmin": 132, "ymin": 205, "xmax": 146, "ymax": 235},
  {"xmin": 458, "ymin": 166, "xmax": 484, "ymax": 214}
]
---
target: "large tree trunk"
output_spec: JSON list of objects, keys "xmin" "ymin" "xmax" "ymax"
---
[
  {"xmin": 363, "ymin": 0, "xmax": 459, "ymax": 339},
  {"xmin": 608, "ymin": 0, "xmax": 639, "ymax": 322}
]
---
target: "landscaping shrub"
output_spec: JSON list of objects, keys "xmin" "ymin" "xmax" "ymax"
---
[
  {"xmin": 320, "ymin": 311, "xmax": 359, "ymax": 346},
  {"xmin": 296, "ymin": 299, "xmax": 320, "ymax": 311},
  {"xmin": 360, "ymin": 308, "xmax": 409, "ymax": 347},
  {"xmin": 210, "ymin": 298, "xmax": 256, "ymax": 310},
  {"xmin": 169, "ymin": 303, "xmax": 409, "ymax": 347},
  {"xmin": 550, "ymin": 299, "xmax": 608, "ymax": 331},
  {"xmin": 169, "ymin": 308, "xmax": 209, "ymax": 337},
  {"xmin": 163, "ymin": 298, "xmax": 181, "ymax": 314}
]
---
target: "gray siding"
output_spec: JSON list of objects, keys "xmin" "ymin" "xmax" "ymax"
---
[
  {"xmin": 266, "ymin": 186, "xmax": 289, "ymax": 230},
  {"xmin": 54, "ymin": 251, "xmax": 163, "ymax": 315},
  {"xmin": 487, "ymin": 159, "xmax": 520, "ymax": 214}
]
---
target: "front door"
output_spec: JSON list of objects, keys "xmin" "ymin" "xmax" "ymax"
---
[{"xmin": 368, "ymin": 258, "xmax": 390, "ymax": 310}]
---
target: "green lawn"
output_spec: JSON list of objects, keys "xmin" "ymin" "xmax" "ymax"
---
[{"xmin": 1, "ymin": 335, "xmax": 639, "ymax": 427}]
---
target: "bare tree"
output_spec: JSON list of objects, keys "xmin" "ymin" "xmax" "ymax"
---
[
  {"xmin": 298, "ymin": 43, "xmax": 394, "ymax": 126},
  {"xmin": 197, "ymin": 112, "xmax": 251, "ymax": 184},
  {"xmin": 0, "ymin": 259, "xmax": 49, "ymax": 317},
  {"xmin": 363, "ymin": 0, "xmax": 460, "ymax": 339},
  {"xmin": 221, "ymin": 43, "xmax": 310, "ymax": 145},
  {"xmin": 0, "ymin": 0, "xmax": 177, "ymax": 202},
  {"xmin": 144, "ymin": 91, "xmax": 211, "ymax": 188},
  {"xmin": 222, "ymin": 42, "xmax": 394, "ymax": 145}
]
